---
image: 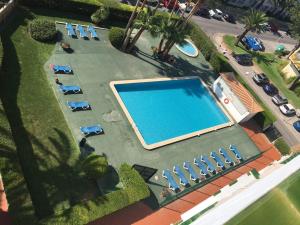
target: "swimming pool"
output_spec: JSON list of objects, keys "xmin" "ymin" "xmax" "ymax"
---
[
  {"xmin": 175, "ymin": 39, "xmax": 199, "ymax": 57},
  {"xmin": 111, "ymin": 77, "xmax": 233, "ymax": 149}
]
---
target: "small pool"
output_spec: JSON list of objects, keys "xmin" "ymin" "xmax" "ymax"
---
[
  {"xmin": 175, "ymin": 39, "xmax": 199, "ymax": 57},
  {"xmin": 111, "ymin": 78, "xmax": 232, "ymax": 149}
]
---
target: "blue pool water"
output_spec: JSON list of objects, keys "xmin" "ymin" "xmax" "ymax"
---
[
  {"xmin": 177, "ymin": 41, "xmax": 197, "ymax": 56},
  {"xmin": 115, "ymin": 79, "xmax": 229, "ymax": 145}
]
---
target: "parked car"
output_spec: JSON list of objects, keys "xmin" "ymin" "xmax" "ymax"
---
[
  {"xmin": 260, "ymin": 22, "xmax": 271, "ymax": 32},
  {"xmin": 263, "ymin": 83, "xmax": 278, "ymax": 96},
  {"xmin": 179, "ymin": 2, "xmax": 194, "ymax": 12},
  {"xmin": 233, "ymin": 53, "xmax": 253, "ymax": 66},
  {"xmin": 163, "ymin": 0, "xmax": 179, "ymax": 10},
  {"xmin": 293, "ymin": 120, "xmax": 300, "ymax": 132},
  {"xmin": 197, "ymin": 7, "xmax": 210, "ymax": 18},
  {"xmin": 223, "ymin": 13, "xmax": 236, "ymax": 23},
  {"xmin": 252, "ymin": 73, "xmax": 269, "ymax": 85},
  {"xmin": 241, "ymin": 35, "xmax": 264, "ymax": 51},
  {"xmin": 279, "ymin": 104, "xmax": 296, "ymax": 116},
  {"xmin": 209, "ymin": 9, "xmax": 223, "ymax": 20},
  {"xmin": 272, "ymin": 94, "xmax": 288, "ymax": 106}
]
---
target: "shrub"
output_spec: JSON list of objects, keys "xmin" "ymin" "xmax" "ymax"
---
[
  {"xmin": 119, "ymin": 164, "xmax": 150, "ymax": 202},
  {"xmin": 109, "ymin": 27, "xmax": 125, "ymax": 49},
  {"xmin": 251, "ymin": 169, "xmax": 260, "ymax": 179},
  {"xmin": 294, "ymin": 85, "xmax": 300, "ymax": 97},
  {"xmin": 274, "ymin": 137, "xmax": 291, "ymax": 155},
  {"xmin": 29, "ymin": 19, "xmax": 57, "ymax": 42},
  {"xmin": 68, "ymin": 206, "xmax": 89, "ymax": 225},
  {"xmin": 91, "ymin": 4, "xmax": 110, "ymax": 25},
  {"xmin": 81, "ymin": 153, "xmax": 108, "ymax": 180}
]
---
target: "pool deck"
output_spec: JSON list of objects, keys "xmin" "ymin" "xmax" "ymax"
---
[
  {"xmin": 110, "ymin": 77, "xmax": 234, "ymax": 150},
  {"xmin": 45, "ymin": 23, "xmax": 262, "ymax": 206}
]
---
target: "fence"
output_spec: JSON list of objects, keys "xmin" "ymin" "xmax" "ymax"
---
[
  {"xmin": 159, "ymin": 152, "xmax": 262, "ymax": 207},
  {"xmin": 0, "ymin": 0, "xmax": 16, "ymax": 25}
]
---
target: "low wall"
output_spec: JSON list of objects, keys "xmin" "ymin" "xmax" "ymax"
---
[{"xmin": 0, "ymin": 0, "xmax": 16, "ymax": 25}]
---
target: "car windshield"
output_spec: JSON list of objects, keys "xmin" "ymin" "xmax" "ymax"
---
[{"xmin": 284, "ymin": 105, "xmax": 289, "ymax": 110}]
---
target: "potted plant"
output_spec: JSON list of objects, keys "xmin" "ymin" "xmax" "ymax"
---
[{"xmin": 60, "ymin": 41, "xmax": 71, "ymax": 50}]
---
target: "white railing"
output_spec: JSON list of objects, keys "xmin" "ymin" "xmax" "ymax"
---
[{"xmin": 0, "ymin": 0, "xmax": 16, "ymax": 25}]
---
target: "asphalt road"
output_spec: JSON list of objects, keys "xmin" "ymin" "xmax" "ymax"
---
[
  {"xmin": 192, "ymin": 15, "xmax": 297, "ymax": 45},
  {"xmin": 215, "ymin": 35, "xmax": 300, "ymax": 147}
]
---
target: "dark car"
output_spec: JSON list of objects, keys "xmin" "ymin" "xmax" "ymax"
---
[
  {"xmin": 223, "ymin": 13, "xmax": 236, "ymax": 23},
  {"xmin": 263, "ymin": 83, "xmax": 278, "ymax": 96},
  {"xmin": 233, "ymin": 53, "xmax": 253, "ymax": 66},
  {"xmin": 272, "ymin": 94, "xmax": 288, "ymax": 106},
  {"xmin": 293, "ymin": 120, "xmax": 300, "ymax": 132},
  {"xmin": 252, "ymin": 73, "xmax": 269, "ymax": 85},
  {"xmin": 197, "ymin": 7, "xmax": 210, "ymax": 18}
]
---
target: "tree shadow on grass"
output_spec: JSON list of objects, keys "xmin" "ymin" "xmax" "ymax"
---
[
  {"xmin": 0, "ymin": 7, "xmax": 97, "ymax": 220},
  {"xmin": 0, "ymin": 8, "xmax": 53, "ymax": 219}
]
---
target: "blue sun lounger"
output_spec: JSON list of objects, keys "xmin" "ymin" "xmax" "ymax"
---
[
  {"xmin": 201, "ymin": 155, "xmax": 217, "ymax": 174},
  {"xmin": 229, "ymin": 145, "xmax": 243, "ymax": 161},
  {"xmin": 87, "ymin": 25, "xmax": 98, "ymax": 39},
  {"xmin": 173, "ymin": 165, "xmax": 189, "ymax": 187},
  {"xmin": 67, "ymin": 101, "xmax": 90, "ymax": 111},
  {"xmin": 183, "ymin": 162, "xmax": 199, "ymax": 182},
  {"xmin": 52, "ymin": 65, "xmax": 72, "ymax": 74},
  {"xmin": 219, "ymin": 147, "xmax": 235, "ymax": 166},
  {"xmin": 162, "ymin": 170, "xmax": 180, "ymax": 192},
  {"xmin": 66, "ymin": 23, "xmax": 76, "ymax": 37},
  {"xmin": 210, "ymin": 151, "xmax": 226, "ymax": 170},
  {"xmin": 76, "ymin": 24, "xmax": 88, "ymax": 38},
  {"xmin": 80, "ymin": 125, "xmax": 103, "ymax": 136},
  {"xmin": 194, "ymin": 157, "xmax": 209, "ymax": 176},
  {"xmin": 59, "ymin": 85, "xmax": 81, "ymax": 94}
]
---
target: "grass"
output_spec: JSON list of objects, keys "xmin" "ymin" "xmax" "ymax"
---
[
  {"xmin": 274, "ymin": 137, "xmax": 291, "ymax": 155},
  {"xmin": 0, "ymin": 7, "xmax": 101, "ymax": 221},
  {"xmin": 223, "ymin": 35, "xmax": 300, "ymax": 108},
  {"xmin": 226, "ymin": 171, "xmax": 300, "ymax": 225}
]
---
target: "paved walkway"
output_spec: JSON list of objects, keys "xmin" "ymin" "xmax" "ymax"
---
[
  {"xmin": 89, "ymin": 122, "xmax": 281, "ymax": 225},
  {"xmin": 214, "ymin": 33, "xmax": 300, "ymax": 147},
  {"xmin": 189, "ymin": 155, "xmax": 300, "ymax": 225}
]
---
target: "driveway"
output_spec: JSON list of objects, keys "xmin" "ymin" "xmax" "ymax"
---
[{"xmin": 214, "ymin": 34, "xmax": 300, "ymax": 147}]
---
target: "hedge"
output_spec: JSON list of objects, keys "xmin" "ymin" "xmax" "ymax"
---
[
  {"xmin": 274, "ymin": 137, "xmax": 290, "ymax": 155},
  {"xmin": 40, "ymin": 163, "xmax": 150, "ymax": 225},
  {"xmin": 21, "ymin": 0, "xmax": 135, "ymax": 22}
]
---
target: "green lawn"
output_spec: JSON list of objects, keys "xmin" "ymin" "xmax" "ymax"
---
[
  {"xmin": 223, "ymin": 35, "xmax": 300, "ymax": 108},
  {"xmin": 227, "ymin": 171, "xmax": 300, "ymax": 225},
  {"xmin": 0, "ymin": 7, "xmax": 101, "ymax": 221}
]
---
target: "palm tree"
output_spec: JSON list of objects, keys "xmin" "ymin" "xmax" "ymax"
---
[
  {"xmin": 81, "ymin": 153, "xmax": 108, "ymax": 180},
  {"xmin": 235, "ymin": 10, "xmax": 268, "ymax": 46},
  {"xmin": 157, "ymin": 0, "xmax": 205, "ymax": 57},
  {"xmin": 127, "ymin": 5, "xmax": 160, "ymax": 52}
]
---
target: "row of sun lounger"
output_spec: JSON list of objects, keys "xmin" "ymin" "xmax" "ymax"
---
[
  {"xmin": 53, "ymin": 63, "xmax": 103, "ymax": 137},
  {"xmin": 162, "ymin": 146, "xmax": 243, "ymax": 192},
  {"xmin": 66, "ymin": 23, "xmax": 98, "ymax": 39}
]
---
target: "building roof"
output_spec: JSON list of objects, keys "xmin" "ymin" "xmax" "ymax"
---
[
  {"xmin": 220, "ymin": 73, "xmax": 263, "ymax": 114},
  {"xmin": 289, "ymin": 48, "xmax": 300, "ymax": 71}
]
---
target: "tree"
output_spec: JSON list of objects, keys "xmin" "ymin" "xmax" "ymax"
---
[
  {"xmin": 157, "ymin": 0, "xmax": 205, "ymax": 57},
  {"xmin": 287, "ymin": 2, "xmax": 300, "ymax": 89},
  {"xmin": 81, "ymin": 153, "xmax": 108, "ymax": 180},
  {"xmin": 235, "ymin": 10, "xmax": 268, "ymax": 46},
  {"xmin": 127, "ymin": 5, "xmax": 160, "ymax": 52}
]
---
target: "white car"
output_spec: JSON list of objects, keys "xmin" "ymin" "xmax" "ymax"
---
[
  {"xmin": 209, "ymin": 9, "xmax": 222, "ymax": 20},
  {"xmin": 179, "ymin": 2, "xmax": 194, "ymax": 12},
  {"xmin": 279, "ymin": 104, "xmax": 296, "ymax": 116}
]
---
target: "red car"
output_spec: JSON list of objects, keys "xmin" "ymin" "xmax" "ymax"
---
[{"xmin": 163, "ymin": 0, "xmax": 179, "ymax": 10}]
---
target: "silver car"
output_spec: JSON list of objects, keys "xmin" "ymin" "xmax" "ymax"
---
[{"xmin": 272, "ymin": 94, "xmax": 288, "ymax": 106}]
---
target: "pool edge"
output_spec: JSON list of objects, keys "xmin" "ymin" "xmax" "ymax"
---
[{"xmin": 110, "ymin": 77, "xmax": 234, "ymax": 150}]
